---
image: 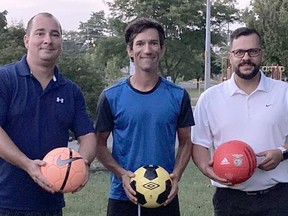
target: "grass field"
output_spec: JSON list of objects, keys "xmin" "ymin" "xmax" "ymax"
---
[{"xmin": 63, "ymin": 161, "xmax": 215, "ymax": 216}]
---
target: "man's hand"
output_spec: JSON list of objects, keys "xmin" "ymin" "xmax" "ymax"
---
[
  {"xmin": 26, "ymin": 159, "xmax": 56, "ymax": 193},
  {"xmin": 202, "ymin": 160, "xmax": 232, "ymax": 186},
  {"xmin": 163, "ymin": 173, "xmax": 178, "ymax": 206},
  {"xmin": 257, "ymin": 149, "xmax": 282, "ymax": 171},
  {"xmin": 122, "ymin": 171, "xmax": 137, "ymax": 204}
]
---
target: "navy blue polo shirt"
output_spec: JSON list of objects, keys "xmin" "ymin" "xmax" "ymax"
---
[{"xmin": 0, "ymin": 56, "xmax": 94, "ymax": 210}]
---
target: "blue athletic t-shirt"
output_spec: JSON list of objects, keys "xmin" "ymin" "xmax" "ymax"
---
[
  {"xmin": 0, "ymin": 56, "xmax": 94, "ymax": 211},
  {"xmin": 95, "ymin": 77, "xmax": 194, "ymax": 200}
]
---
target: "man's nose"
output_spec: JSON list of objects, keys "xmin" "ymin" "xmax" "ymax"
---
[
  {"xmin": 242, "ymin": 51, "xmax": 251, "ymax": 60},
  {"xmin": 43, "ymin": 33, "xmax": 52, "ymax": 44},
  {"xmin": 143, "ymin": 43, "xmax": 152, "ymax": 53}
]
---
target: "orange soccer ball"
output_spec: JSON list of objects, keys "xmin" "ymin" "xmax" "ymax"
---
[
  {"xmin": 41, "ymin": 147, "xmax": 87, "ymax": 193},
  {"xmin": 213, "ymin": 140, "xmax": 257, "ymax": 184}
]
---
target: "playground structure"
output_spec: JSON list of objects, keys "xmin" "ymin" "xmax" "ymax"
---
[
  {"xmin": 222, "ymin": 60, "xmax": 286, "ymax": 81},
  {"xmin": 261, "ymin": 65, "xmax": 285, "ymax": 80}
]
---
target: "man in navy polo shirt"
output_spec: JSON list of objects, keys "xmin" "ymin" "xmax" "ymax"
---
[{"xmin": 0, "ymin": 13, "xmax": 96, "ymax": 215}]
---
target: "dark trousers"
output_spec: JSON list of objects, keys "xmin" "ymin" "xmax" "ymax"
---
[
  {"xmin": 107, "ymin": 195, "xmax": 180, "ymax": 216},
  {"xmin": 213, "ymin": 183, "xmax": 288, "ymax": 216},
  {"xmin": 0, "ymin": 209, "xmax": 62, "ymax": 216}
]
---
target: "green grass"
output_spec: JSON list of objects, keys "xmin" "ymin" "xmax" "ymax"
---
[{"xmin": 63, "ymin": 161, "xmax": 215, "ymax": 216}]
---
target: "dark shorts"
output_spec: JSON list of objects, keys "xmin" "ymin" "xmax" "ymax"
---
[
  {"xmin": 107, "ymin": 195, "xmax": 180, "ymax": 216},
  {"xmin": 0, "ymin": 208, "xmax": 62, "ymax": 216},
  {"xmin": 213, "ymin": 183, "xmax": 288, "ymax": 216}
]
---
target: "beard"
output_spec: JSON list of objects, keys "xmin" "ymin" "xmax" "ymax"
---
[{"xmin": 235, "ymin": 60, "xmax": 260, "ymax": 80}]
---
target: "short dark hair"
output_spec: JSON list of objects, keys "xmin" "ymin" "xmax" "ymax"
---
[
  {"xmin": 230, "ymin": 27, "xmax": 262, "ymax": 47},
  {"xmin": 26, "ymin": 12, "xmax": 62, "ymax": 36},
  {"xmin": 124, "ymin": 17, "xmax": 165, "ymax": 48}
]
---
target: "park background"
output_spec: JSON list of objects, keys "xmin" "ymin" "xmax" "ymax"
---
[
  {"xmin": 1, "ymin": 0, "xmax": 288, "ymax": 215},
  {"xmin": 1, "ymin": 0, "xmax": 287, "ymax": 119}
]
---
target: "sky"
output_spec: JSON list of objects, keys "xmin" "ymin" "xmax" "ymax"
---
[
  {"xmin": 1, "ymin": 0, "xmax": 110, "ymax": 31},
  {"xmin": 1, "ymin": 0, "xmax": 250, "ymax": 31}
]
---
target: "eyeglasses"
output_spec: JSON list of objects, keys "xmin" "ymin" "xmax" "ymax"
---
[{"xmin": 231, "ymin": 48, "xmax": 262, "ymax": 58}]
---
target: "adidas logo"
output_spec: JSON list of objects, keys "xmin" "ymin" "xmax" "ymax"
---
[{"xmin": 220, "ymin": 157, "xmax": 230, "ymax": 165}]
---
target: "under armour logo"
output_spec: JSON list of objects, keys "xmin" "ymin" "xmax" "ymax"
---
[{"xmin": 56, "ymin": 97, "xmax": 64, "ymax": 103}]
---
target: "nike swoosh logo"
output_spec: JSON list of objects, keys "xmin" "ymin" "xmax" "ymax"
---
[
  {"xmin": 266, "ymin": 104, "xmax": 272, "ymax": 107},
  {"xmin": 56, "ymin": 155, "xmax": 83, "ymax": 166}
]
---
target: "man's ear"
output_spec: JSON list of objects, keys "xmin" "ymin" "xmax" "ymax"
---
[
  {"xmin": 127, "ymin": 45, "xmax": 133, "ymax": 58},
  {"xmin": 23, "ymin": 35, "xmax": 29, "ymax": 49}
]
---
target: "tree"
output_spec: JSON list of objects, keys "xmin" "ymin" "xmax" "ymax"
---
[
  {"xmin": 0, "ymin": 10, "xmax": 8, "ymax": 31},
  {"xmin": 0, "ymin": 23, "xmax": 26, "ymax": 65},
  {"xmin": 57, "ymin": 12, "xmax": 114, "ymax": 117},
  {"xmin": 242, "ymin": 0, "xmax": 288, "ymax": 76},
  {"xmin": 104, "ymin": 0, "xmax": 240, "ymax": 82},
  {"xmin": 78, "ymin": 11, "xmax": 109, "ymax": 49},
  {"xmin": 57, "ymin": 52, "xmax": 106, "ymax": 118}
]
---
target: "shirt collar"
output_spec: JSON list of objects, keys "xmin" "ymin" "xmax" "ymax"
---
[
  {"xmin": 226, "ymin": 71, "xmax": 269, "ymax": 96},
  {"xmin": 16, "ymin": 55, "xmax": 66, "ymax": 85}
]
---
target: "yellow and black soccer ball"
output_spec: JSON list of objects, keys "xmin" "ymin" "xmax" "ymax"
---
[{"xmin": 130, "ymin": 165, "xmax": 172, "ymax": 208}]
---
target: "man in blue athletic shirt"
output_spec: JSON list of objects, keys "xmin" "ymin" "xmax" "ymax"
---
[
  {"xmin": 94, "ymin": 17, "xmax": 195, "ymax": 216},
  {"xmin": 0, "ymin": 13, "xmax": 96, "ymax": 215}
]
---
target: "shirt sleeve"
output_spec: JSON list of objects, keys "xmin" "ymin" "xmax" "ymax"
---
[
  {"xmin": 177, "ymin": 89, "xmax": 195, "ymax": 128},
  {"xmin": 95, "ymin": 91, "xmax": 114, "ymax": 132},
  {"xmin": 192, "ymin": 93, "xmax": 213, "ymax": 148}
]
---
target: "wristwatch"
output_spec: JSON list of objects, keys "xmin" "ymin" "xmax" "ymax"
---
[{"xmin": 277, "ymin": 147, "xmax": 288, "ymax": 161}]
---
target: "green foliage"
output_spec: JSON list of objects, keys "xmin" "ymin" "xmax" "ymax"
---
[
  {"xmin": 105, "ymin": 0, "xmax": 240, "ymax": 81},
  {"xmin": 79, "ymin": 11, "xmax": 108, "ymax": 36},
  {"xmin": 211, "ymin": 50, "xmax": 222, "ymax": 75},
  {"xmin": 90, "ymin": 36, "xmax": 128, "ymax": 86},
  {"xmin": 104, "ymin": 56, "xmax": 125, "ymax": 86},
  {"xmin": 242, "ymin": 0, "xmax": 288, "ymax": 74},
  {"xmin": 0, "ymin": 10, "xmax": 8, "ymax": 31},
  {"xmin": 78, "ymin": 11, "xmax": 109, "ymax": 48},
  {"xmin": 63, "ymin": 30, "xmax": 86, "ymax": 53},
  {"xmin": 58, "ymin": 53, "xmax": 105, "ymax": 118},
  {"xmin": 92, "ymin": 37, "xmax": 127, "ymax": 69},
  {"xmin": 0, "ymin": 25, "xmax": 26, "ymax": 65}
]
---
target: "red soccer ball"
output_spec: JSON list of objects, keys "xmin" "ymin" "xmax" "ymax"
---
[{"xmin": 213, "ymin": 140, "xmax": 257, "ymax": 184}]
